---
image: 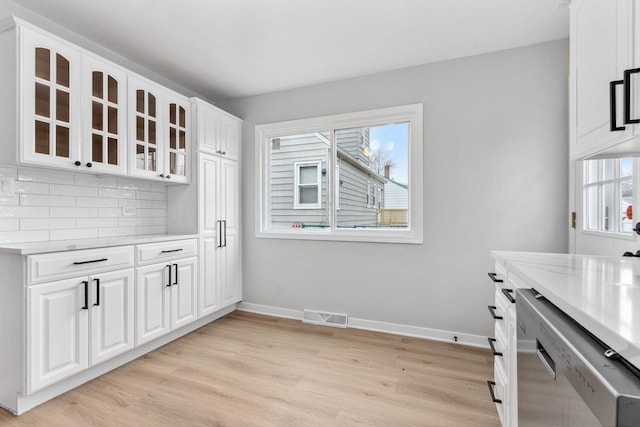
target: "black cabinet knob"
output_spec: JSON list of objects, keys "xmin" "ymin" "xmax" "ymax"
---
[
  {"xmin": 159, "ymin": 174, "xmax": 164, "ymax": 178},
  {"xmin": 166, "ymin": 175, "xmax": 171, "ymax": 179},
  {"xmin": 86, "ymin": 162, "xmax": 92, "ymax": 168},
  {"xmin": 74, "ymin": 161, "xmax": 81, "ymax": 166}
]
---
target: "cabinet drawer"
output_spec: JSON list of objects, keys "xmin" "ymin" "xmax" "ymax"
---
[
  {"xmin": 28, "ymin": 246, "xmax": 134, "ymax": 285},
  {"xmin": 135, "ymin": 239, "xmax": 197, "ymax": 265},
  {"xmin": 492, "ymin": 359, "xmax": 507, "ymax": 425}
]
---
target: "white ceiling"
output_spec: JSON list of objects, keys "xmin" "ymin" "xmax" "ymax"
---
[{"xmin": 8, "ymin": 0, "xmax": 569, "ymax": 101}]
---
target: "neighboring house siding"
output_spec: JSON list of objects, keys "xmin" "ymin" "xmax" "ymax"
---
[
  {"xmin": 335, "ymin": 128, "xmax": 370, "ymax": 168},
  {"xmin": 270, "ymin": 134, "xmax": 330, "ymax": 228},
  {"xmin": 269, "ymin": 131, "xmax": 386, "ymax": 229},
  {"xmin": 384, "ymin": 180, "xmax": 408, "ymax": 209}
]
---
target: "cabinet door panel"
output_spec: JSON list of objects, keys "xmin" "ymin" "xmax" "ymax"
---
[
  {"xmin": 165, "ymin": 94, "xmax": 190, "ymax": 183},
  {"xmin": 219, "ymin": 113, "xmax": 241, "ymax": 161},
  {"xmin": 82, "ymin": 55, "xmax": 127, "ymax": 174},
  {"xmin": 221, "ymin": 159, "xmax": 240, "ymax": 237},
  {"xmin": 135, "ymin": 264, "xmax": 170, "ymax": 345},
  {"xmin": 198, "ymin": 237, "xmax": 219, "ymax": 317},
  {"xmin": 90, "ymin": 269, "xmax": 134, "ymax": 365},
  {"xmin": 171, "ymin": 257, "xmax": 197, "ymax": 329},
  {"xmin": 27, "ymin": 277, "xmax": 88, "ymax": 393},
  {"xmin": 21, "ymin": 27, "xmax": 82, "ymax": 169},
  {"xmin": 220, "ymin": 233, "xmax": 241, "ymax": 307},
  {"xmin": 199, "ymin": 154, "xmax": 220, "ymax": 235}
]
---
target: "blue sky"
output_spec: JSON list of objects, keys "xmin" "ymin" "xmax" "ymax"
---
[{"xmin": 370, "ymin": 123, "xmax": 409, "ymax": 184}]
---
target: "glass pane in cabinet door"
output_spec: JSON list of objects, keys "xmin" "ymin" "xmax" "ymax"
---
[
  {"xmin": 57, "ymin": 90, "xmax": 70, "ymax": 122},
  {"xmin": 136, "ymin": 90, "xmax": 145, "ymax": 114},
  {"xmin": 92, "ymin": 101, "xmax": 103, "ymax": 130},
  {"xmin": 148, "ymin": 147, "xmax": 156, "ymax": 171},
  {"xmin": 170, "ymin": 128, "xmax": 176, "ymax": 149},
  {"xmin": 35, "ymin": 83, "xmax": 50, "ymax": 117},
  {"xmin": 179, "ymin": 107, "xmax": 185, "ymax": 128},
  {"xmin": 55, "ymin": 126, "xmax": 69, "ymax": 158},
  {"xmin": 92, "ymin": 72, "xmax": 103, "ymax": 99},
  {"xmin": 170, "ymin": 152, "xmax": 177, "ymax": 174},
  {"xmin": 170, "ymin": 104, "xmax": 176, "ymax": 125},
  {"xmin": 35, "ymin": 48, "xmax": 50, "ymax": 81},
  {"xmin": 92, "ymin": 134, "xmax": 103, "ymax": 163},
  {"xmin": 108, "ymin": 106, "xmax": 117, "ymax": 134},
  {"xmin": 56, "ymin": 54, "xmax": 69, "ymax": 87},
  {"xmin": 148, "ymin": 94, "xmax": 156, "ymax": 117},
  {"xmin": 136, "ymin": 144, "xmax": 145, "ymax": 169},
  {"xmin": 108, "ymin": 138, "xmax": 118, "ymax": 165},
  {"xmin": 136, "ymin": 116, "xmax": 144, "ymax": 141},
  {"xmin": 179, "ymin": 130, "xmax": 185, "ymax": 150},
  {"xmin": 35, "ymin": 120, "xmax": 50, "ymax": 155},
  {"xmin": 148, "ymin": 120, "xmax": 156, "ymax": 144},
  {"xmin": 107, "ymin": 76, "xmax": 117, "ymax": 103}
]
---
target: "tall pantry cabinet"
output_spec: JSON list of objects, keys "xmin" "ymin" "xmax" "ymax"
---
[{"xmin": 168, "ymin": 98, "xmax": 242, "ymax": 316}]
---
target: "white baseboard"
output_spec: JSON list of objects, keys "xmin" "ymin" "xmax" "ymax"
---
[{"xmin": 236, "ymin": 302, "xmax": 489, "ymax": 348}]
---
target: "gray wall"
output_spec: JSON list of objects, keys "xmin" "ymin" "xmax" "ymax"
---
[{"xmin": 221, "ymin": 39, "xmax": 569, "ymax": 338}]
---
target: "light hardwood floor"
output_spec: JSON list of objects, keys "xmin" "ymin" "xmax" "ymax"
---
[{"xmin": 0, "ymin": 311, "xmax": 500, "ymax": 426}]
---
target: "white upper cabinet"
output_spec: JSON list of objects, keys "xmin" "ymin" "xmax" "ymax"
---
[
  {"xmin": 20, "ymin": 25, "xmax": 82, "ymax": 169},
  {"xmin": 192, "ymin": 98, "xmax": 241, "ymax": 161},
  {"xmin": 129, "ymin": 76, "xmax": 191, "ymax": 183},
  {"xmin": 82, "ymin": 54, "xmax": 127, "ymax": 174},
  {"xmin": 0, "ymin": 17, "xmax": 192, "ymax": 182},
  {"xmin": 570, "ymin": 0, "xmax": 638, "ymax": 159}
]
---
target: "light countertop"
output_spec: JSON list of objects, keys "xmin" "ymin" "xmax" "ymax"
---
[
  {"xmin": 492, "ymin": 250, "xmax": 640, "ymax": 368},
  {"xmin": 0, "ymin": 234, "xmax": 199, "ymax": 255}
]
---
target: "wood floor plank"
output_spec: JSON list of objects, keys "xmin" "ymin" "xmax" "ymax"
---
[{"xmin": 0, "ymin": 311, "xmax": 500, "ymax": 426}]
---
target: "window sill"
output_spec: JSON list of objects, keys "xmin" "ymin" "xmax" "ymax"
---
[{"xmin": 255, "ymin": 228, "xmax": 423, "ymax": 244}]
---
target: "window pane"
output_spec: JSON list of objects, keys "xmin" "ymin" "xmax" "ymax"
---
[
  {"xmin": 335, "ymin": 123, "xmax": 409, "ymax": 229},
  {"xmin": 299, "ymin": 165, "xmax": 317, "ymax": 185},
  {"xmin": 586, "ymin": 186, "xmax": 598, "ymax": 230},
  {"xmin": 585, "ymin": 160, "xmax": 598, "ymax": 184},
  {"xmin": 602, "ymin": 183, "xmax": 614, "ymax": 231},
  {"xmin": 268, "ymin": 133, "xmax": 329, "ymax": 230},
  {"xmin": 620, "ymin": 158, "xmax": 633, "ymax": 177},
  {"xmin": 621, "ymin": 179, "xmax": 633, "ymax": 233},
  {"xmin": 603, "ymin": 159, "xmax": 615, "ymax": 181}
]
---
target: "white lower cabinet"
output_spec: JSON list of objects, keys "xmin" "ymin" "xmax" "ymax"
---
[
  {"xmin": 135, "ymin": 256, "xmax": 198, "ymax": 345},
  {"xmin": 27, "ymin": 268, "xmax": 134, "ymax": 393}
]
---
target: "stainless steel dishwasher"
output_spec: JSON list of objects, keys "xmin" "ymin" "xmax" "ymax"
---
[{"xmin": 516, "ymin": 288, "xmax": 640, "ymax": 426}]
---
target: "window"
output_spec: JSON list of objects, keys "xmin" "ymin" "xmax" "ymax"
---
[
  {"xmin": 294, "ymin": 161, "xmax": 322, "ymax": 209},
  {"xmin": 583, "ymin": 158, "xmax": 633, "ymax": 235},
  {"xmin": 256, "ymin": 104, "xmax": 423, "ymax": 243}
]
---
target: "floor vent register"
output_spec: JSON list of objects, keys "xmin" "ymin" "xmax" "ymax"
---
[{"xmin": 302, "ymin": 309, "xmax": 348, "ymax": 328}]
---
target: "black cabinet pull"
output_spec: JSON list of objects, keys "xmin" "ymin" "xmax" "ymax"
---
[
  {"xmin": 487, "ymin": 380, "xmax": 502, "ymax": 404},
  {"xmin": 487, "ymin": 305, "xmax": 503, "ymax": 320},
  {"xmin": 610, "ymin": 80, "xmax": 626, "ymax": 131},
  {"xmin": 166, "ymin": 264, "xmax": 172, "ymax": 287},
  {"xmin": 93, "ymin": 278, "xmax": 100, "ymax": 306},
  {"xmin": 223, "ymin": 220, "xmax": 227, "ymax": 247},
  {"xmin": 173, "ymin": 263, "xmax": 179, "ymax": 285},
  {"xmin": 160, "ymin": 248, "xmax": 183, "ymax": 254},
  {"xmin": 487, "ymin": 272, "xmax": 503, "ymax": 283},
  {"xmin": 488, "ymin": 338, "xmax": 503, "ymax": 357},
  {"xmin": 217, "ymin": 220, "xmax": 223, "ymax": 248},
  {"xmin": 73, "ymin": 258, "xmax": 108, "ymax": 265},
  {"xmin": 81, "ymin": 281, "xmax": 89, "ymax": 310},
  {"xmin": 502, "ymin": 288, "xmax": 516, "ymax": 304},
  {"xmin": 624, "ymin": 68, "xmax": 640, "ymax": 124}
]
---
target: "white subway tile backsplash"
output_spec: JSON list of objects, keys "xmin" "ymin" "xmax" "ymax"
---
[
  {"xmin": 76, "ymin": 197, "xmax": 119, "ymax": 208},
  {"xmin": 21, "ymin": 218, "xmax": 75, "ymax": 230},
  {"xmin": 99, "ymin": 188, "xmax": 136, "ymax": 199},
  {"xmin": 0, "ymin": 230, "xmax": 49, "ymax": 243},
  {"xmin": 0, "ymin": 219, "xmax": 20, "ymax": 231},
  {"xmin": 18, "ymin": 168, "xmax": 74, "ymax": 185},
  {"xmin": 20, "ymin": 194, "xmax": 75, "ymax": 207},
  {"xmin": 0, "ymin": 166, "xmax": 169, "ymax": 244},
  {"xmin": 98, "ymin": 227, "xmax": 136, "ymax": 238},
  {"xmin": 50, "ymin": 228, "xmax": 98, "ymax": 241},
  {"xmin": 50, "ymin": 207, "xmax": 100, "ymax": 218},
  {"xmin": 0, "ymin": 206, "xmax": 49, "ymax": 218},
  {"xmin": 50, "ymin": 184, "xmax": 99, "ymax": 197},
  {"xmin": 14, "ymin": 181, "xmax": 50, "ymax": 194},
  {"xmin": 76, "ymin": 218, "xmax": 119, "ymax": 228},
  {"xmin": 0, "ymin": 195, "xmax": 19, "ymax": 206},
  {"xmin": 117, "ymin": 179, "xmax": 152, "ymax": 192}
]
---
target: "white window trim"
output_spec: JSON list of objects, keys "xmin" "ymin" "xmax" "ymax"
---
[
  {"xmin": 255, "ymin": 103, "xmax": 424, "ymax": 244},
  {"xmin": 293, "ymin": 160, "xmax": 322, "ymax": 209}
]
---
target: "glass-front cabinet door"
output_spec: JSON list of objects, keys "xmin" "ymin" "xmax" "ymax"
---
[
  {"xmin": 165, "ymin": 93, "xmax": 190, "ymax": 183},
  {"xmin": 21, "ymin": 26, "xmax": 82, "ymax": 169},
  {"xmin": 128, "ymin": 76, "xmax": 164, "ymax": 180},
  {"xmin": 82, "ymin": 55, "xmax": 127, "ymax": 174}
]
